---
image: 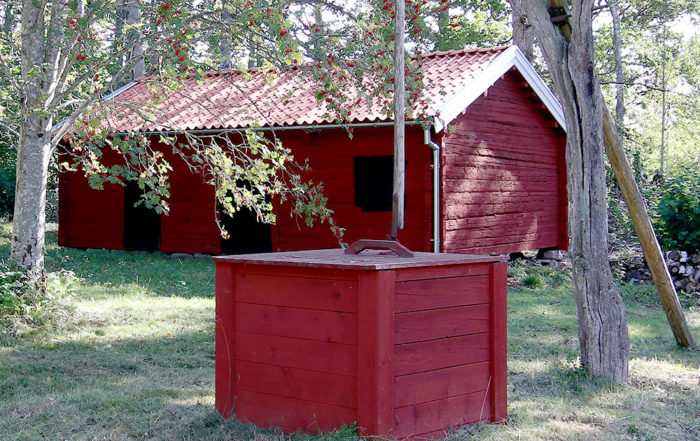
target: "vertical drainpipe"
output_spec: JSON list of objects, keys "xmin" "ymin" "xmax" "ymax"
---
[{"xmin": 424, "ymin": 125, "xmax": 441, "ymax": 253}]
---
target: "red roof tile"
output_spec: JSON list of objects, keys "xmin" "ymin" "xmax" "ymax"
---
[{"xmin": 103, "ymin": 46, "xmax": 508, "ymax": 133}]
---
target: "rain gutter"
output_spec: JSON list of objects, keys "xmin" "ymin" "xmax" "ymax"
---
[
  {"xmin": 115, "ymin": 120, "xmax": 424, "ymax": 136},
  {"xmin": 424, "ymin": 125, "xmax": 441, "ymax": 253}
]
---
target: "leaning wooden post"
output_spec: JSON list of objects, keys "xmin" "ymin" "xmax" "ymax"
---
[
  {"xmin": 391, "ymin": 0, "xmax": 406, "ymax": 240},
  {"xmin": 547, "ymin": 0, "xmax": 697, "ymax": 349},
  {"xmin": 602, "ymin": 110, "xmax": 697, "ymax": 349}
]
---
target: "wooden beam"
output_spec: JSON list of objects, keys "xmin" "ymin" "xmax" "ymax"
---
[
  {"xmin": 391, "ymin": 0, "xmax": 406, "ymax": 239},
  {"xmin": 547, "ymin": 0, "xmax": 697, "ymax": 349}
]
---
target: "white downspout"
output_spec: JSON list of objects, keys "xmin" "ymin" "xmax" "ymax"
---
[{"xmin": 424, "ymin": 125, "xmax": 441, "ymax": 253}]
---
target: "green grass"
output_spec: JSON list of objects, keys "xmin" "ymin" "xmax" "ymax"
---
[{"xmin": 1, "ymin": 227, "xmax": 699, "ymax": 441}]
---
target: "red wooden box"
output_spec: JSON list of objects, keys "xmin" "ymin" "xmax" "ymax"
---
[{"xmin": 213, "ymin": 249, "xmax": 507, "ymax": 440}]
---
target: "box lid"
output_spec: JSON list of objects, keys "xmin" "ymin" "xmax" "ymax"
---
[{"xmin": 213, "ymin": 248, "xmax": 506, "ymax": 270}]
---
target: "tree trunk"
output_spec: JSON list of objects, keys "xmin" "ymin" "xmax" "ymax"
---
[
  {"xmin": 510, "ymin": 0, "xmax": 535, "ymax": 61},
  {"xmin": 125, "ymin": 1, "xmax": 145, "ymax": 79},
  {"xmin": 608, "ymin": 0, "xmax": 625, "ymax": 141},
  {"xmin": 522, "ymin": 0, "xmax": 629, "ymax": 383},
  {"xmin": 12, "ymin": 116, "xmax": 52, "ymax": 276},
  {"xmin": 659, "ymin": 26, "xmax": 667, "ymax": 177},
  {"xmin": 12, "ymin": 0, "xmax": 54, "ymax": 276}
]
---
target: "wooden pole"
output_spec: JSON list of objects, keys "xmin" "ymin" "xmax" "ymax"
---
[
  {"xmin": 391, "ymin": 0, "xmax": 405, "ymax": 240},
  {"xmin": 548, "ymin": 0, "xmax": 697, "ymax": 349}
]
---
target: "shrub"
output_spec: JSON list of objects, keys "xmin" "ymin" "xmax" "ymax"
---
[
  {"xmin": 0, "ymin": 262, "xmax": 78, "ymax": 335},
  {"xmin": 523, "ymin": 275, "xmax": 544, "ymax": 288},
  {"xmin": 652, "ymin": 171, "xmax": 700, "ymax": 254}
]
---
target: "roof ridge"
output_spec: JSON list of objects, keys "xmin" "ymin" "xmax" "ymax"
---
[
  {"xmin": 131, "ymin": 45, "xmax": 511, "ymax": 83},
  {"xmin": 419, "ymin": 45, "xmax": 510, "ymax": 59}
]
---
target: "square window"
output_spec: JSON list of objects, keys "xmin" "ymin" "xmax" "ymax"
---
[{"xmin": 353, "ymin": 155, "xmax": 394, "ymax": 212}]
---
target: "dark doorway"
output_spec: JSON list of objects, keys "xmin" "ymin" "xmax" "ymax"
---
[
  {"xmin": 123, "ymin": 181, "xmax": 161, "ymax": 251},
  {"xmin": 220, "ymin": 205, "xmax": 272, "ymax": 254}
]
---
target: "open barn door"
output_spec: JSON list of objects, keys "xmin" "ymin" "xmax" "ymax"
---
[
  {"xmin": 123, "ymin": 181, "xmax": 161, "ymax": 251},
  {"xmin": 219, "ymin": 206, "xmax": 272, "ymax": 254}
]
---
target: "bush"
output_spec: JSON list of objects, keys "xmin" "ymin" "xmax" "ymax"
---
[
  {"xmin": 0, "ymin": 262, "xmax": 77, "ymax": 335},
  {"xmin": 652, "ymin": 171, "xmax": 700, "ymax": 254},
  {"xmin": 523, "ymin": 275, "xmax": 544, "ymax": 288}
]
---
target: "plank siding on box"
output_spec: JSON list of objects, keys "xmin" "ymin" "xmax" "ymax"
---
[
  {"xmin": 235, "ymin": 331, "xmax": 357, "ymax": 377},
  {"xmin": 235, "ymin": 360, "xmax": 357, "ymax": 408},
  {"xmin": 395, "ymin": 332, "xmax": 491, "ymax": 376},
  {"xmin": 395, "ymin": 304, "xmax": 489, "ymax": 344},
  {"xmin": 395, "ymin": 275, "xmax": 490, "ymax": 312},
  {"xmin": 215, "ymin": 251, "xmax": 507, "ymax": 440},
  {"xmin": 235, "ymin": 390, "xmax": 356, "ymax": 433},
  {"xmin": 394, "ymin": 361, "xmax": 491, "ymax": 408},
  {"xmin": 441, "ymin": 71, "xmax": 567, "ymax": 255},
  {"xmin": 235, "ymin": 303, "xmax": 358, "ymax": 344},
  {"xmin": 235, "ymin": 272, "xmax": 358, "ymax": 313},
  {"xmin": 393, "ymin": 390, "xmax": 492, "ymax": 439}
]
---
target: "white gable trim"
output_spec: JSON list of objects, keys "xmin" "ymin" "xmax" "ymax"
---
[
  {"xmin": 431, "ymin": 46, "xmax": 566, "ymax": 133},
  {"xmin": 51, "ymin": 81, "xmax": 138, "ymax": 133}
]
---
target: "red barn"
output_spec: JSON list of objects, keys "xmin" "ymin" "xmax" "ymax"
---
[{"xmin": 59, "ymin": 46, "xmax": 568, "ymax": 255}]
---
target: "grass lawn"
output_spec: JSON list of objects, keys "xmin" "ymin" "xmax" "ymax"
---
[{"xmin": 1, "ymin": 224, "xmax": 698, "ymax": 441}]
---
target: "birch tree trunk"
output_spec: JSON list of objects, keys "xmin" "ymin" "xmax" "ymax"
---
[
  {"xmin": 522, "ymin": 0, "xmax": 629, "ymax": 383},
  {"xmin": 11, "ymin": 0, "xmax": 60, "ymax": 276}
]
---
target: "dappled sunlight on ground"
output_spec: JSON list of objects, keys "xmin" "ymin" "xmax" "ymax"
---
[{"xmin": 1, "ymin": 235, "xmax": 698, "ymax": 440}]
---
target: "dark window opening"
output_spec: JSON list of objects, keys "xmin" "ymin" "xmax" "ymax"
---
[
  {"xmin": 220, "ymin": 185, "xmax": 272, "ymax": 254},
  {"xmin": 354, "ymin": 155, "xmax": 394, "ymax": 212},
  {"xmin": 123, "ymin": 181, "xmax": 161, "ymax": 251}
]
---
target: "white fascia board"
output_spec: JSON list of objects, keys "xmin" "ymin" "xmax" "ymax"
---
[
  {"xmin": 432, "ymin": 46, "xmax": 566, "ymax": 132},
  {"xmin": 51, "ymin": 81, "xmax": 138, "ymax": 133}
]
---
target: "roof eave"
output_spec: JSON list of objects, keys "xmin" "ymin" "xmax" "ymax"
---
[{"xmin": 430, "ymin": 46, "xmax": 567, "ymax": 133}]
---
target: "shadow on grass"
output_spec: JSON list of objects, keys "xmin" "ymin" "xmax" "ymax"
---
[
  {"xmin": 43, "ymin": 232, "xmax": 216, "ymax": 299},
  {"xmin": 0, "ymin": 328, "xmax": 361, "ymax": 441},
  {"xmin": 0, "ymin": 329, "xmax": 218, "ymax": 440}
]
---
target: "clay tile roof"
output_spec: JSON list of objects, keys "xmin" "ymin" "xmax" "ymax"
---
[{"xmin": 103, "ymin": 46, "xmax": 509, "ymax": 133}]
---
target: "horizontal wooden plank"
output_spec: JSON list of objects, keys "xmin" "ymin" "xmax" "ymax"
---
[
  {"xmin": 444, "ymin": 201, "xmax": 556, "ymax": 220},
  {"xmin": 235, "ymin": 390, "xmax": 356, "ymax": 433},
  {"xmin": 443, "ymin": 171, "xmax": 558, "ymax": 185},
  {"xmin": 235, "ymin": 272, "xmax": 358, "ymax": 312},
  {"xmin": 443, "ymin": 153, "xmax": 559, "ymax": 171},
  {"xmin": 395, "ymin": 333, "xmax": 491, "ymax": 376},
  {"xmin": 393, "ymin": 389, "xmax": 492, "ymax": 438},
  {"xmin": 395, "ymin": 304, "xmax": 490, "ymax": 344},
  {"xmin": 444, "ymin": 193, "xmax": 557, "ymax": 206},
  {"xmin": 444, "ymin": 214, "xmax": 558, "ymax": 231},
  {"xmin": 442, "ymin": 231, "xmax": 559, "ymax": 249},
  {"xmin": 395, "ymin": 275, "xmax": 490, "ymax": 313},
  {"xmin": 235, "ymin": 332, "xmax": 357, "ymax": 376},
  {"xmin": 394, "ymin": 264, "xmax": 491, "ymax": 282},
  {"xmin": 446, "ymin": 236, "xmax": 559, "ymax": 255},
  {"xmin": 394, "ymin": 361, "xmax": 491, "ymax": 407},
  {"xmin": 235, "ymin": 303, "xmax": 358, "ymax": 344},
  {"xmin": 236, "ymin": 361, "xmax": 357, "ymax": 408},
  {"xmin": 444, "ymin": 221, "xmax": 558, "ymax": 242}
]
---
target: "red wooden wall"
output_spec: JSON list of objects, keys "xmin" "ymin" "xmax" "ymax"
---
[
  {"xmin": 58, "ymin": 70, "xmax": 567, "ymax": 256},
  {"xmin": 58, "ymin": 149, "xmax": 125, "ymax": 250},
  {"xmin": 156, "ymin": 141, "xmax": 220, "ymax": 254},
  {"xmin": 440, "ymin": 70, "xmax": 568, "ymax": 255},
  {"xmin": 58, "ymin": 138, "xmax": 220, "ymax": 253},
  {"xmin": 272, "ymin": 126, "xmax": 433, "ymax": 252}
]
